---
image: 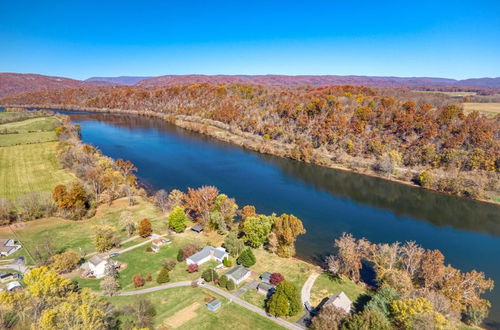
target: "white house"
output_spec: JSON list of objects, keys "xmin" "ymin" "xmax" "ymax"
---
[
  {"xmin": 325, "ymin": 291, "xmax": 352, "ymax": 313},
  {"xmin": 6, "ymin": 281, "xmax": 22, "ymax": 292},
  {"xmin": 88, "ymin": 255, "xmax": 109, "ymax": 278},
  {"xmin": 0, "ymin": 238, "xmax": 21, "ymax": 257},
  {"xmin": 186, "ymin": 246, "xmax": 228, "ymax": 266}
]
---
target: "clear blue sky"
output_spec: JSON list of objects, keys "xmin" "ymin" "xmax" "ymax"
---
[{"xmin": 1, "ymin": 0, "xmax": 499, "ymax": 80}]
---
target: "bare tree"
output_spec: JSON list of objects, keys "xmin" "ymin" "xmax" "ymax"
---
[
  {"xmin": 119, "ymin": 211, "xmax": 136, "ymax": 237},
  {"xmin": 400, "ymin": 241, "xmax": 424, "ymax": 279}
]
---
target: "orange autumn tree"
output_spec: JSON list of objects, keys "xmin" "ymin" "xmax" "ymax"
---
[
  {"xmin": 138, "ymin": 218, "xmax": 152, "ymax": 237},
  {"xmin": 272, "ymin": 214, "xmax": 306, "ymax": 258},
  {"xmin": 183, "ymin": 186, "xmax": 219, "ymax": 223}
]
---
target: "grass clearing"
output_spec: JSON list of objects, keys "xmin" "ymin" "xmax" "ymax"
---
[
  {"xmin": 106, "ymin": 286, "xmax": 285, "ymax": 329},
  {"xmin": 463, "ymin": 102, "xmax": 500, "ymax": 115},
  {"xmin": 0, "ymin": 116, "xmax": 60, "ymax": 133},
  {"xmin": 0, "ymin": 141, "xmax": 75, "ymax": 200},
  {"xmin": 0, "ymin": 131, "xmax": 57, "ymax": 147},
  {"xmin": 309, "ymin": 273, "xmax": 370, "ymax": 310}
]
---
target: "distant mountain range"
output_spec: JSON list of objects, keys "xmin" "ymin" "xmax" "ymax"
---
[
  {"xmin": 1, "ymin": 72, "xmax": 500, "ymax": 98},
  {"xmin": 85, "ymin": 76, "xmax": 152, "ymax": 85},
  {"xmin": 137, "ymin": 74, "xmax": 500, "ymax": 89}
]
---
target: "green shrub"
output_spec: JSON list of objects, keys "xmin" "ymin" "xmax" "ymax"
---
[
  {"xmin": 237, "ymin": 248, "xmax": 256, "ymax": 267},
  {"xmin": 156, "ymin": 267, "xmax": 170, "ymax": 284},
  {"xmin": 202, "ymin": 269, "xmax": 218, "ymax": 282},
  {"xmin": 226, "ymin": 279, "xmax": 235, "ymax": 291},
  {"xmin": 176, "ymin": 249, "xmax": 184, "ymax": 262},
  {"xmin": 223, "ymin": 257, "xmax": 232, "ymax": 267},
  {"xmin": 219, "ymin": 275, "xmax": 228, "ymax": 288}
]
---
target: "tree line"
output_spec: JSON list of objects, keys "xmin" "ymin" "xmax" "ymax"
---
[{"xmin": 1, "ymin": 83, "xmax": 498, "ymax": 201}]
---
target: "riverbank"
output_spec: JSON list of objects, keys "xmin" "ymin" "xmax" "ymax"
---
[{"xmin": 3, "ymin": 103, "xmax": 498, "ymax": 206}]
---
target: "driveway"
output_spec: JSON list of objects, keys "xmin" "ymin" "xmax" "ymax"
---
[{"xmin": 234, "ymin": 279, "xmax": 258, "ymax": 296}]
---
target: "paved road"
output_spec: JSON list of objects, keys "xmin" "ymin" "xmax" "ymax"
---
[
  {"xmin": 301, "ymin": 272, "xmax": 320, "ymax": 307},
  {"xmin": 104, "ymin": 281, "xmax": 304, "ymax": 330}
]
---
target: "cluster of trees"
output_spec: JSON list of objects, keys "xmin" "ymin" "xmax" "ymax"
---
[
  {"xmin": 316, "ymin": 233, "xmax": 494, "ymax": 328},
  {"xmin": 267, "ymin": 280, "xmax": 302, "ymax": 317},
  {"xmin": 157, "ymin": 186, "xmax": 306, "ymax": 258},
  {"xmin": 5, "ymin": 84, "xmax": 498, "ymax": 200},
  {"xmin": 0, "ymin": 267, "xmax": 116, "ymax": 329},
  {"xmin": 52, "ymin": 117, "xmax": 142, "ymax": 219}
]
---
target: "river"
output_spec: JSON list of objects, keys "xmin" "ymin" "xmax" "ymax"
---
[{"xmin": 60, "ymin": 111, "xmax": 500, "ymax": 326}]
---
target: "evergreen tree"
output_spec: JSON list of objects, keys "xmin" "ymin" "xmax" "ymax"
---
[
  {"xmin": 156, "ymin": 267, "xmax": 170, "ymax": 284},
  {"xmin": 236, "ymin": 248, "xmax": 256, "ymax": 267}
]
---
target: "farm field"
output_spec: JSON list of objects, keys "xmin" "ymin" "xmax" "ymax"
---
[
  {"xmin": 107, "ymin": 286, "xmax": 285, "ymax": 330},
  {"xmin": 0, "ymin": 116, "xmax": 60, "ymax": 133},
  {"xmin": 463, "ymin": 102, "xmax": 500, "ymax": 115},
  {"xmin": 0, "ymin": 131, "xmax": 57, "ymax": 147},
  {"xmin": 0, "ymin": 141, "xmax": 75, "ymax": 200}
]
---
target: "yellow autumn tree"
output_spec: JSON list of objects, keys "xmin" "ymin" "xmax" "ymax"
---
[{"xmin": 391, "ymin": 297, "xmax": 433, "ymax": 328}]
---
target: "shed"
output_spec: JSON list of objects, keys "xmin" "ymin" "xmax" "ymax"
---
[
  {"xmin": 191, "ymin": 224, "xmax": 204, "ymax": 233},
  {"xmin": 257, "ymin": 282, "xmax": 275, "ymax": 296},
  {"xmin": 259, "ymin": 272, "xmax": 272, "ymax": 284},
  {"xmin": 206, "ymin": 298, "xmax": 221, "ymax": 311},
  {"xmin": 0, "ymin": 273, "xmax": 14, "ymax": 283}
]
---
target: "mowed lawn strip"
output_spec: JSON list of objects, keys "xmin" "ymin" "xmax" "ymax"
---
[
  {"xmin": 0, "ymin": 131, "xmax": 57, "ymax": 147},
  {"xmin": 106, "ymin": 286, "xmax": 285, "ymax": 330},
  {"xmin": 0, "ymin": 141, "xmax": 76, "ymax": 200},
  {"xmin": 0, "ymin": 116, "xmax": 60, "ymax": 133}
]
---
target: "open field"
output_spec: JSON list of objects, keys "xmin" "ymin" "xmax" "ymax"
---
[
  {"xmin": 0, "ymin": 141, "xmax": 75, "ymax": 200},
  {"xmin": 309, "ymin": 273, "xmax": 369, "ymax": 309},
  {"xmin": 0, "ymin": 131, "xmax": 57, "ymax": 147},
  {"xmin": 0, "ymin": 197, "xmax": 167, "ymax": 264},
  {"xmin": 107, "ymin": 286, "xmax": 285, "ymax": 330},
  {"xmin": 463, "ymin": 102, "xmax": 500, "ymax": 115},
  {"xmin": 0, "ymin": 116, "xmax": 60, "ymax": 133}
]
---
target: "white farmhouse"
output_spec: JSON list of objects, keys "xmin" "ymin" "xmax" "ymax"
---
[
  {"xmin": 88, "ymin": 255, "xmax": 109, "ymax": 278},
  {"xmin": 186, "ymin": 246, "xmax": 228, "ymax": 266}
]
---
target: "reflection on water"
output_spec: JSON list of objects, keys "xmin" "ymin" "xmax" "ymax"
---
[{"xmin": 57, "ymin": 110, "xmax": 500, "ymax": 327}]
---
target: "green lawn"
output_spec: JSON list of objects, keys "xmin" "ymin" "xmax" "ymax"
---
[
  {"xmin": 309, "ymin": 273, "xmax": 370, "ymax": 310},
  {"xmin": 76, "ymin": 234, "xmax": 218, "ymax": 291},
  {"xmin": 0, "ymin": 141, "xmax": 76, "ymax": 200},
  {"xmin": 0, "ymin": 197, "xmax": 167, "ymax": 265},
  {"xmin": 0, "ymin": 116, "xmax": 60, "ymax": 133},
  {"xmin": 106, "ymin": 286, "xmax": 285, "ymax": 330},
  {"xmin": 0, "ymin": 131, "xmax": 57, "ymax": 147}
]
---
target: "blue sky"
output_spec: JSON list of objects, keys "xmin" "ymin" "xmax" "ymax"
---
[{"xmin": 1, "ymin": 1, "xmax": 499, "ymax": 80}]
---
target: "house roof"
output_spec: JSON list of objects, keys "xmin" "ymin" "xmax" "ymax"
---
[
  {"xmin": 191, "ymin": 224, "xmax": 204, "ymax": 232},
  {"xmin": 6, "ymin": 281, "xmax": 22, "ymax": 291},
  {"xmin": 326, "ymin": 292, "xmax": 352, "ymax": 313},
  {"xmin": 88, "ymin": 255, "xmax": 106, "ymax": 267},
  {"xmin": 225, "ymin": 265, "xmax": 250, "ymax": 281},
  {"xmin": 0, "ymin": 238, "xmax": 13, "ymax": 246},
  {"xmin": 0, "ymin": 246, "xmax": 16, "ymax": 254},
  {"xmin": 260, "ymin": 272, "xmax": 272, "ymax": 281},
  {"xmin": 206, "ymin": 298, "xmax": 221, "ymax": 308},
  {"xmin": 0, "ymin": 273, "xmax": 13, "ymax": 279},
  {"xmin": 257, "ymin": 282, "xmax": 275, "ymax": 292},
  {"xmin": 187, "ymin": 246, "xmax": 227, "ymax": 264}
]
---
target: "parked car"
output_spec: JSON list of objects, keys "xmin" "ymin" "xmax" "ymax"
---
[{"xmin": 108, "ymin": 253, "xmax": 120, "ymax": 258}]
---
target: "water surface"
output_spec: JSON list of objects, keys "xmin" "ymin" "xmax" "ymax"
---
[{"xmin": 62, "ymin": 111, "xmax": 500, "ymax": 326}]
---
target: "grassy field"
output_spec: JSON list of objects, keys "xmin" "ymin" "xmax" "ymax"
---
[
  {"xmin": 309, "ymin": 273, "xmax": 369, "ymax": 310},
  {"xmin": 107, "ymin": 286, "xmax": 285, "ymax": 329},
  {"xmin": 0, "ymin": 116, "xmax": 60, "ymax": 133},
  {"xmin": 0, "ymin": 141, "xmax": 75, "ymax": 200},
  {"xmin": 0, "ymin": 131, "xmax": 57, "ymax": 147},
  {"xmin": 0, "ymin": 197, "xmax": 167, "ymax": 265},
  {"xmin": 463, "ymin": 102, "xmax": 500, "ymax": 115}
]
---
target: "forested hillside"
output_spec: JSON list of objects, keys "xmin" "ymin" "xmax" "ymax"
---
[{"xmin": 1, "ymin": 84, "xmax": 499, "ymax": 201}]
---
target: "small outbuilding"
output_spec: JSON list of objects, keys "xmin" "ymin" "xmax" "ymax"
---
[
  {"xmin": 206, "ymin": 298, "xmax": 221, "ymax": 311},
  {"xmin": 225, "ymin": 265, "xmax": 251, "ymax": 285},
  {"xmin": 259, "ymin": 272, "xmax": 272, "ymax": 284},
  {"xmin": 152, "ymin": 238, "xmax": 167, "ymax": 247},
  {"xmin": 257, "ymin": 282, "xmax": 275, "ymax": 296},
  {"xmin": 0, "ymin": 238, "xmax": 22, "ymax": 257},
  {"xmin": 325, "ymin": 291, "xmax": 352, "ymax": 314},
  {"xmin": 191, "ymin": 224, "xmax": 204, "ymax": 234}
]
